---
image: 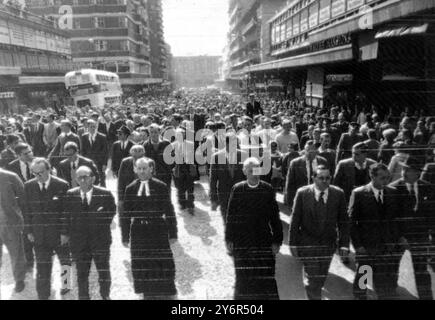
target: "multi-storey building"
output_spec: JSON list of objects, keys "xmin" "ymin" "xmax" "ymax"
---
[
  {"xmin": 247, "ymin": 0, "xmax": 435, "ymax": 115},
  {"xmin": 225, "ymin": 0, "xmax": 288, "ymax": 92},
  {"xmin": 173, "ymin": 56, "xmax": 221, "ymax": 88},
  {"xmin": 147, "ymin": 0, "xmax": 166, "ymax": 81},
  {"xmin": 26, "ymin": 0, "xmax": 163, "ymax": 89},
  {"xmin": 0, "ymin": 2, "xmax": 72, "ymax": 113}
]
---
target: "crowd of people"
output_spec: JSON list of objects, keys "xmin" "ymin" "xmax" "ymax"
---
[{"xmin": 0, "ymin": 88, "xmax": 435, "ymax": 300}]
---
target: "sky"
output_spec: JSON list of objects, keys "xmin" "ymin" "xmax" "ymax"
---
[{"xmin": 162, "ymin": 0, "xmax": 229, "ymax": 57}]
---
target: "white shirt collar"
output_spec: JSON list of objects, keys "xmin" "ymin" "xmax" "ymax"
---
[
  {"xmin": 369, "ymin": 183, "xmax": 384, "ymax": 201},
  {"xmin": 81, "ymin": 188, "xmax": 93, "ymax": 202},
  {"xmin": 38, "ymin": 175, "xmax": 51, "ymax": 190},
  {"xmin": 355, "ymin": 160, "xmax": 367, "ymax": 170},
  {"xmin": 313, "ymin": 185, "xmax": 329, "ymax": 202},
  {"xmin": 406, "ymin": 182, "xmax": 418, "ymax": 193},
  {"xmin": 71, "ymin": 158, "xmax": 79, "ymax": 168}
]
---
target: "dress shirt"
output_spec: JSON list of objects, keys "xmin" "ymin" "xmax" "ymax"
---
[
  {"xmin": 314, "ymin": 186, "xmax": 329, "ymax": 204},
  {"xmin": 369, "ymin": 183, "xmax": 384, "ymax": 203},
  {"xmin": 38, "ymin": 175, "xmax": 51, "ymax": 191},
  {"xmin": 81, "ymin": 188, "xmax": 93, "ymax": 205},
  {"xmin": 355, "ymin": 160, "xmax": 367, "ymax": 170}
]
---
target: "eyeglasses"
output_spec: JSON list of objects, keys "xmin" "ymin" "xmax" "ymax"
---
[
  {"xmin": 32, "ymin": 171, "xmax": 46, "ymax": 177},
  {"xmin": 77, "ymin": 175, "xmax": 92, "ymax": 180}
]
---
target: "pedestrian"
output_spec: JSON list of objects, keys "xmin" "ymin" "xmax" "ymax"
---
[
  {"xmin": 62, "ymin": 166, "xmax": 116, "ymax": 300},
  {"xmin": 226, "ymin": 157, "xmax": 283, "ymax": 300},
  {"xmin": 122, "ymin": 157, "xmax": 178, "ymax": 300},
  {"xmin": 289, "ymin": 164, "xmax": 349, "ymax": 300}
]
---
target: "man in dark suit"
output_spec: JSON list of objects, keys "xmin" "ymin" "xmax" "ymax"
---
[
  {"xmin": 23, "ymin": 158, "xmax": 71, "ymax": 300},
  {"xmin": 6, "ymin": 142, "xmax": 34, "ymax": 183},
  {"xmin": 334, "ymin": 142, "xmax": 377, "ymax": 203},
  {"xmin": 0, "ymin": 168, "xmax": 27, "ymax": 293},
  {"xmin": 6, "ymin": 142, "xmax": 35, "ymax": 269},
  {"xmin": 336, "ymin": 122, "xmax": 364, "ymax": 164},
  {"xmin": 209, "ymin": 134, "xmax": 247, "ymax": 220},
  {"xmin": 57, "ymin": 142, "xmax": 99, "ymax": 188},
  {"xmin": 144, "ymin": 124, "xmax": 173, "ymax": 191},
  {"xmin": 24, "ymin": 114, "xmax": 46, "ymax": 157},
  {"xmin": 226, "ymin": 157, "xmax": 283, "ymax": 300},
  {"xmin": 121, "ymin": 157, "xmax": 178, "ymax": 299},
  {"xmin": 48, "ymin": 120, "xmax": 81, "ymax": 169},
  {"xmin": 390, "ymin": 157, "xmax": 435, "ymax": 300},
  {"xmin": 284, "ymin": 140, "xmax": 328, "ymax": 207},
  {"xmin": 0, "ymin": 134, "xmax": 19, "ymax": 168},
  {"xmin": 62, "ymin": 166, "xmax": 116, "ymax": 300},
  {"xmin": 289, "ymin": 165, "xmax": 350, "ymax": 300},
  {"xmin": 117, "ymin": 145, "xmax": 146, "ymax": 233},
  {"xmin": 110, "ymin": 125, "xmax": 133, "ymax": 178},
  {"xmin": 318, "ymin": 132, "xmax": 336, "ymax": 175},
  {"xmin": 246, "ymin": 94, "xmax": 263, "ymax": 119},
  {"xmin": 95, "ymin": 112, "xmax": 122, "ymax": 150},
  {"xmin": 349, "ymin": 163, "xmax": 399, "ymax": 300},
  {"xmin": 80, "ymin": 120, "xmax": 108, "ymax": 187}
]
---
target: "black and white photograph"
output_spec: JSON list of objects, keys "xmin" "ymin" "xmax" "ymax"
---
[{"xmin": 0, "ymin": 0, "xmax": 435, "ymax": 308}]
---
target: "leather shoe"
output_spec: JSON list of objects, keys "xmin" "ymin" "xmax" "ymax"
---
[
  {"xmin": 102, "ymin": 295, "xmax": 111, "ymax": 300},
  {"xmin": 14, "ymin": 281, "xmax": 25, "ymax": 293}
]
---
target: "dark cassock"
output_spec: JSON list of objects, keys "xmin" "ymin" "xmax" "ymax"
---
[
  {"xmin": 122, "ymin": 177, "xmax": 178, "ymax": 298},
  {"xmin": 225, "ymin": 180, "xmax": 283, "ymax": 300}
]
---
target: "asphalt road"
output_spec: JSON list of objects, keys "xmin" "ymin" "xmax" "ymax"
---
[{"xmin": 1, "ymin": 175, "xmax": 434, "ymax": 300}]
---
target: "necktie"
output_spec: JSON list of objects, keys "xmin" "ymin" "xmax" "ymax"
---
[
  {"xmin": 42, "ymin": 183, "xmax": 47, "ymax": 193},
  {"xmin": 26, "ymin": 163, "xmax": 31, "ymax": 181},
  {"xmin": 71, "ymin": 163, "xmax": 78, "ymax": 187},
  {"xmin": 410, "ymin": 186, "xmax": 417, "ymax": 211},
  {"xmin": 319, "ymin": 191, "xmax": 325, "ymax": 205},
  {"xmin": 307, "ymin": 160, "xmax": 313, "ymax": 184},
  {"xmin": 378, "ymin": 190, "xmax": 383, "ymax": 204}
]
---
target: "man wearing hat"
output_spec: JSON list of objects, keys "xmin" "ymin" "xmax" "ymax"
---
[
  {"xmin": 336, "ymin": 122, "xmax": 364, "ymax": 164},
  {"xmin": 389, "ymin": 156, "xmax": 435, "ymax": 300},
  {"xmin": 110, "ymin": 125, "xmax": 134, "ymax": 178}
]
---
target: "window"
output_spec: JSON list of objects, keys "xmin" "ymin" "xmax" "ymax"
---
[
  {"xmin": 120, "ymin": 40, "xmax": 129, "ymax": 51},
  {"xmin": 95, "ymin": 17, "xmax": 105, "ymax": 28},
  {"xmin": 74, "ymin": 18, "xmax": 81, "ymax": 29},
  {"xmin": 94, "ymin": 40, "xmax": 108, "ymax": 51}
]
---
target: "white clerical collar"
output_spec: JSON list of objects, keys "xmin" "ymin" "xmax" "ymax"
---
[{"xmin": 247, "ymin": 180, "xmax": 260, "ymax": 189}]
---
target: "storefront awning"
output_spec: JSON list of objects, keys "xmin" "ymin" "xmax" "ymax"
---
[
  {"xmin": 248, "ymin": 45, "xmax": 353, "ymax": 73},
  {"xmin": 375, "ymin": 24, "xmax": 429, "ymax": 39}
]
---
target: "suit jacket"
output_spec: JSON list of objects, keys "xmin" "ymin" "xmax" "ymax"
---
[
  {"xmin": 0, "ymin": 148, "xmax": 16, "ymax": 168},
  {"xmin": 62, "ymin": 186, "xmax": 116, "ymax": 254},
  {"xmin": 284, "ymin": 155, "xmax": 328, "ymax": 207},
  {"xmin": 143, "ymin": 139, "xmax": 173, "ymax": 182},
  {"xmin": 336, "ymin": 133, "xmax": 364, "ymax": 163},
  {"xmin": 421, "ymin": 163, "xmax": 435, "ymax": 187},
  {"xmin": 349, "ymin": 184, "xmax": 398, "ymax": 252},
  {"xmin": 246, "ymin": 101, "xmax": 263, "ymax": 119},
  {"xmin": 80, "ymin": 132, "xmax": 108, "ymax": 167},
  {"xmin": 389, "ymin": 178, "xmax": 435, "ymax": 243},
  {"xmin": 333, "ymin": 158, "xmax": 377, "ymax": 203},
  {"xmin": 6, "ymin": 159, "xmax": 33, "ymax": 183},
  {"xmin": 98, "ymin": 122, "xmax": 119, "ymax": 146},
  {"xmin": 48, "ymin": 133, "xmax": 81, "ymax": 167},
  {"xmin": 57, "ymin": 156, "xmax": 100, "ymax": 187},
  {"xmin": 289, "ymin": 185, "xmax": 349, "ymax": 253},
  {"xmin": 23, "ymin": 176, "xmax": 69, "ymax": 246},
  {"xmin": 24, "ymin": 123, "xmax": 45, "ymax": 156},
  {"xmin": 117, "ymin": 157, "xmax": 137, "ymax": 202},
  {"xmin": 0, "ymin": 169, "xmax": 25, "ymax": 229},
  {"xmin": 121, "ymin": 178, "xmax": 177, "ymax": 244},
  {"xmin": 318, "ymin": 149, "xmax": 336, "ymax": 176},
  {"xmin": 209, "ymin": 149, "xmax": 246, "ymax": 209},
  {"xmin": 110, "ymin": 140, "xmax": 134, "ymax": 176}
]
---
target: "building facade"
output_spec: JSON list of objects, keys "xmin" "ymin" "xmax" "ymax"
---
[
  {"xmin": 26, "ymin": 0, "xmax": 166, "ymax": 89},
  {"xmin": 173, "ymin": 56, "xmax": 221, "ymax": 88},
  {"xmin": 225, "ymin": 0, "xmax": 288, "ymax": 92},
  {"xmin": 0, "ymin": 2, "xmax": 72, "ymax": 113},
  {"xmin": 147, "ymin": 0, "xmax": 166, "ymax": 81},
  {"xmin": 244, "ymin": 0, "xmax": 435, "ymax": 116}
]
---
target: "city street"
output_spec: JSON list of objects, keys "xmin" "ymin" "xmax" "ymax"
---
[{"xmin": 1, "ymin": 174, "xmax": 433, "ymax": 300}]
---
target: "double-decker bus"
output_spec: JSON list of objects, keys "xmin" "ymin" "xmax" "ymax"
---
[{"xmin": 65, "ymin": 69, "xmax": 123, "ymax": 108}]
